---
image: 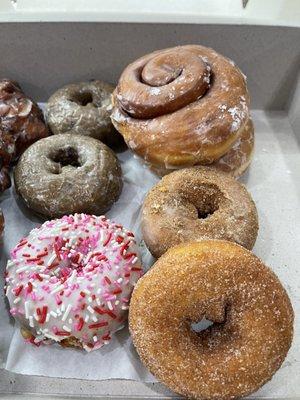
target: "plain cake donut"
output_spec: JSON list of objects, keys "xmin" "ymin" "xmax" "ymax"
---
[
  {"xmin": 141, "ymin": 167, "xmax": 258, "ymax": 258},
  {"xmin": 129, "ymin": 240, "xmax": 294, "ymax": 400},
  {"xmin": 14, "ymin": 133, "xmax": 122, "ymax": 218}
]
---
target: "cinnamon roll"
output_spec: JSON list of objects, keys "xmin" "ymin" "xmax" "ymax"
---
[{"xmin": 111, "ymin": 45, "xmax": 252, "ymax": 174}]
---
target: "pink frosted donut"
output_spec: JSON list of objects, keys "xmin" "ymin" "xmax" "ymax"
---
[{"xmin": 5, "ymin": 214, "xmax": 143, "ymax": 351}]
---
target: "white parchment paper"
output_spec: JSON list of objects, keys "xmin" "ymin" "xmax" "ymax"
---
[{"xmin": 0, "ymin": 111, "xmax": 299, "ymax": 398}]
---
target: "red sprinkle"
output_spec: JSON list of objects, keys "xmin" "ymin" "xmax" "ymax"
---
[
  {"xmin": 94, "ymin": 307, "xmax": 117, "ymax": 319},
  {"xmin": 120, "ymin": 241, "xmax": 130, "ymax": 256},
  {"xmin": 112, "ymin": 288, "xmax": 122, "ymax": 295},
  {"xmin": 27, "ymin": 282, "xmax": 33, "ymax": 293},
  {"xmin": 104, "ymin": 276, "xmax": 111, "ymax": 285},
  {"xmin": 37, "ymin": 306, "xmax": 48, "ymax": 324},
  {"xmin": 77, "ymin": 317, "xmax": 84, "ymax": 331},
  {"xmin": 14, "ymin": 285, "xmax": 23, "ymax": 296},
  {"xmin": 37, "ymin": 250, "xmax": 48, "ymax": 258},
  {"xmin": 124, "ymin": 252, "xmax": 137, "ymax": 260},
  {"xmin": 35, "ymin": 273, "xmax": 43, "ymax": 282},
  {"xmin": 55, "ymin": 330, "xmax": 70, "ymax": 336},
  {"xmin": 88, "ymin": 321, "xmax": 108, "ymax": 329},
  {"xmin": 103, "ymin": 232, "xmax": 112, "ymax": 246},
  {"xmin": 131, "ymin": 267, "xmax": 142, "ymax": 272},
  {"xmin": 48, "ymin": 261, "xmax": 59, "ymax": 270},
  {"xmin": 80, "ymin": 291, "xmax": 86, "ymax": 297},
  {"xmin": 116, "ymin": 235, "xmax": 124, "ymax": 244},
  {"xmin": 102, "ymin": 333, "xmax": 111, "ymax": 341}
]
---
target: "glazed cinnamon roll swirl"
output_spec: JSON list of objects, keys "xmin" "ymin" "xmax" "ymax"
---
[{"xmin": 111, "ymin": 45, "xmax": 251, "ymax": 172}]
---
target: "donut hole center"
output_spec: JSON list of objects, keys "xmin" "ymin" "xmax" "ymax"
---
[
  {"xmin": 191, "ymin": 318, "xmax": 214, "ymax": 332},
  {"xmin": 50, "ymin": 147, "xmax": 81, "ymax": 172},
  {"xmin": 73, "ymin": 91, "xmax": 94, "ymax": 106},
  {"xmin": 197, "ymin": 204, "xmax": 218, "ymax": 220},
  {"xmin": 192, "ymin": 185, "xmax": 222, "ymax": 220}
]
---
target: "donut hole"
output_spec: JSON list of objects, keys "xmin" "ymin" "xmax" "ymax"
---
[
  {"xmin": 197, "ymin": 204, "xmax": 218, "ymax": 220},
  {"xmin": 73, "ymin": 91, "xmax": 94, "ymax": 106},
  {"xmin": 192, "ymin": 185, "xmax": 222, "ymax": 220},
  {"xmin": 50, "ymin": 147, "xmax": 82, "ymax": 173}
]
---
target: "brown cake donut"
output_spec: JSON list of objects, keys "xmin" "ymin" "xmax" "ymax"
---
[
  {"xmin": 141, "ymin": 167, "xmax": 258, "ymax": 258},
  {"xmin": 46, "ymin": 81, "xmax": 122, "ymax": 147},
  {"xmin": 14, "ymin": 133, "xmax": 122, "ymax": 218},
  {"xmin": 129, "ymin": 240, "xmax": 294, "ymax": 400},
  {"xmin": 0, "ymin": 79, "xmax": 49, "ymax": 193},
  {"xmin": 111, "ymin": 45, "xmax": 250, "ymax": 170}
]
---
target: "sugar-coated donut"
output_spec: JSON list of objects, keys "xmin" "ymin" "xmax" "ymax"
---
[
  {"xmin": 111, "ymin": 45, "xmax": 251, "ymax": 170},
  {"xmin": 129, "ymin": 240, "xmax": 294, "ymax": 400},
  {"xmin": 46, "ymin": 80, "xmax": 122, "ymax": 147},
  {"xmin": 5, "ymin": 214, "xmax": 143, "ymax": 351},
  {"xmin": 142, "ymin": 167, "xmax": 258, "ymax": 258},
  {"xmin": 151, "ymin": 119, "xmax": 254, "ymax": 178},
  {"xmin": 14, "ymin": 133, "xmax": 122, "ymax": 218}
]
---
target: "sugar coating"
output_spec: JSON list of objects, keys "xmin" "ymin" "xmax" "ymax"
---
[
  {"xmin": 142, "ymin": 167, "xmax": 259, "ymax": 258},
  {"xmin": 129, "ymin": 240, "xmax": 294, "ymax": 400},
  {"xmin": 5, "ymin": 214, "xmax": 143, "ymax": 351}
]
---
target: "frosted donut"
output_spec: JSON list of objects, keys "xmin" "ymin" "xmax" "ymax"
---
[
  {"xmin": 141, "ymin": 167, "xmax": 258, "ymax": 258},
  {"xmin": 111, "ymin": 45, "xmax": 250, "ymax": 170},
  {"xmin": 5, "ymin": 214, "xmax": 143, "ymax": 351},
  {"xmin": 14, "ymin": 133, "xmax": 122, "ymax": 218},
  {"xmin": 46, "ymin": 80, "xmax": 122, "ymax": 147},
  {"xmin": 129, "ymin": 240, "xmax": 294, "ymax": 400}
]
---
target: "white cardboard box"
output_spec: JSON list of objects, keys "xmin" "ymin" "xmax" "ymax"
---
[{"xmin": 0, "ymin": 18, "xmax": 299, "ymax": 399}]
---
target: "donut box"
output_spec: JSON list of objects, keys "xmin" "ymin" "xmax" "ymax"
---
[{"xmin": 0, "ymin": 11, "xmax": 300, "ymax": 400}]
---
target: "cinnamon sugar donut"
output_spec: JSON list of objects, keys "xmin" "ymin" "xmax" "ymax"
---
[
  {"xmin": 151, "ymin": 119, "xmax": 254, "ymax": 178},
  {"xmin": 141, "ymin": 167, "xmax": 258, "ymax": 258},
  {"xmin": 111, "ymin": 45, "xmax": 250, "ymax": 170},
  {"xmin": 129, "ymin": 240, "xmax": 294, "ymax": 400}
]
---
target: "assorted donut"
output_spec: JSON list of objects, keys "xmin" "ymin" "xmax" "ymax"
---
[
  {"xmin": 5, "ymin": 214, "xmax": 142, "ymax": 351},
  {"xmin": 14, "ymin": 133, "xmax": 122, "ymax": 218},
  {"xmin": 1, "ymin": 44, "xmax": 294, "ymax": 400},
  {"xmin": 129, "ymin": 241, "xmax": 294, "ymax": 400},
  {"xmin": 141, "ymin": 167, "xmax": 258, "ymax": 258}
]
